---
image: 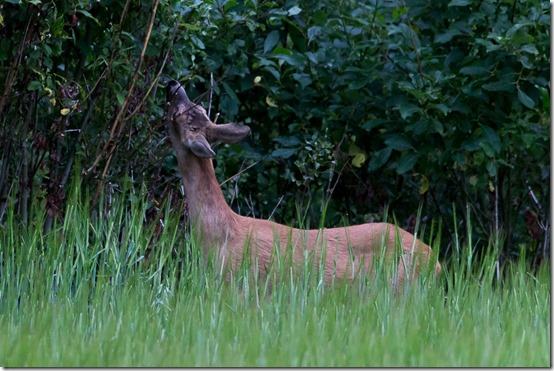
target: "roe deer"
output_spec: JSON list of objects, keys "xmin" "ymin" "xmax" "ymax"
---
[{"xmin": 165, "ymin": 80, "xmax": 441, "ymax": 289}]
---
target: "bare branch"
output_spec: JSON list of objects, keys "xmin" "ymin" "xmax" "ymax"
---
[
  {"xmin": 220, "ymin": 160, "xmax": 260, "ymax": 187},
  {"xmin": 208, "ymin": 72, "xmax": 214, "ymax": 118}
]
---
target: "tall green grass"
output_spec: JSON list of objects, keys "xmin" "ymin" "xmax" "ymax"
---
[{"xmin": 0, "ymin": 177, "xmax": 550, "ymax": 367}]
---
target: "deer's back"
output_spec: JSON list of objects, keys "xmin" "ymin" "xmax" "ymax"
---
[{"xmin": 227, "ymin": 216, "xmax": 440, "ymax": 283}]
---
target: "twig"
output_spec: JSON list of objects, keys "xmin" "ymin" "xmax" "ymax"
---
[
  {"xmin": 113, "ymin": 0, "xmax": 160, "ymax": 139},
  {"xmin": 527, "ymin": 184, "xmax": 542, "ymax": 210},
  {"xmin": 60, "ymin": 98, "xmax": 96, "ymax": 189},
  {"xmin": 208, "ymin": 72, "xmax": 214, "ymax": 118},
  {"xmin": 82, "ymin": 67, "xmax": 108, "ymax": 104},
  {"xmin": 402, "ymin": 0, "xmax": 424, "ymax": 81},
  {"xmin": 90, "ymin": 0, "xmax": 160, "ymax": 206},
  {"xmin": 526, "ymin": 183, "xmax": 549, "ymax": 262},
  {"xmin": 245, "ymin": 194, "xmax": 257, "ymax": 217},
  {"xmin": 268, "ymin": 195, "xmax": 284, "ymax": 221},
  {"xmin": 125, "ymin": 20, "xmax": 180, "ymax": 120},
  {"xmin": 84, "ymin": 0, "xmax": 132, "ymax": 175},
  {"xmin": 86, "ymin": 0, "xmax": 158, "ymax": 176},
  {"xmin": 326, "ymin": 106, "xmax": 355, "ymax": 199},
  {"xmin": 220, "ymin": 160, "xmax": 260, "ymax": 186}
]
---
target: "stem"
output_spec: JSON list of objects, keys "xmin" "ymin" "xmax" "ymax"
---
[
  {"xmin": 124, "ymin": 20, "xmax": 179, "ymax": 119},
  {"xmin": 208, "ymin": 73, "xmax": 214, "ymax": 119},
  {"xmin": 402, "ymin": 0, "xmax": 424, "ymax": 81},
  {"xmin": 19, "ymin": 98, "xmax": 35, "ymax": 226},
  {"xmin": 60, "ymin": 98, "xmax": 97, "ymax": 189},
  {"xmin": 84, "ymin": 0, "xmax": 133, "ymax": 175},
  {"xmin": 90, "ymin": 0, "xmax": 160, "ymax": 204}
]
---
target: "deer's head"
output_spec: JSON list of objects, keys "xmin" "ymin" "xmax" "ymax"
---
[{"xmin": 165, "ymin": 80, "xmax": 250, "ymax": 158}]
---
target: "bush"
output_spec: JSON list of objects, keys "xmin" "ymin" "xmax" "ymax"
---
[{"xmin": 0, "ymin": 0, "xmax": 549, "ymax": 266}]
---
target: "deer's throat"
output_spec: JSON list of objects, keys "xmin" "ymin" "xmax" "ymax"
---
[{"xmin": 179, "ymin": 156, "xmax": 237, "ymax": 236}]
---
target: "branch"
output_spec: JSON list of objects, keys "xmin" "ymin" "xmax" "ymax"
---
[
  {"xmin": 219, "ymin": 160, "xmax": 260, "ymax": 187},
  {"xmin": 401, "ymin": 0, "xmax": 424, "ymax": 81},
  {"xmin": 208, "ymin": 72, "xmax": 214, "ymax": 118},
  {"xmin": 87, "ymin": 0, "xmax": 160, "ymax": 179},
  {"xmin": 125, "ymin": 19, "xmax": 180, "ymax": 120}
]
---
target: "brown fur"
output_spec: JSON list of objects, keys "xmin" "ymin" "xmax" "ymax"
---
[{"xmin": 165, "ymin": 81, "xmax": 441, "ymax": 288}]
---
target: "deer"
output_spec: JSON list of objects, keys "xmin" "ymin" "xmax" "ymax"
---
[{"xmin": 164, "ymin": 80, "xmax": 441, "ymax": 290}]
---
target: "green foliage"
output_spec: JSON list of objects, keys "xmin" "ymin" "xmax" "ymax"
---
[{"xmin": 0, "ymin": 0, "xmax": 549, "ymax": 265}]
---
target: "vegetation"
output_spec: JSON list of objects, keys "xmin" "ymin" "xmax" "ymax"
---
[
  {"xmin": 0, "ymin": 0, "xmax": 549, "ymax": 265},
  {"xmin": 0, "ymin": 178, "xmax": 550, "ymax": 367},
  {"xmin": 0, "ymin": 0, "xmax": 550, "ymax": 367}
]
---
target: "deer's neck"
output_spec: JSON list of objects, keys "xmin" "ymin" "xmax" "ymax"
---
[{"xmin": 178, "ymin": 154, "xmax": 238, "ymax": 241}]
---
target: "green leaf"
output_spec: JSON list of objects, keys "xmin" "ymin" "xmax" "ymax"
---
[
  {"xmin": 223, "ymin": 0, "xmax": 238, "ymax": 10},
  {"xmin": 265, "ymin": 96, "xmax": 278, "ymax": 108},
  {"xmin": 510, "ymin": 31, "xmax": 534, "ymax": 46},
  {"xmin": 27, "ymin": 81, "xmax": 42, "ymax": 91},
  {"xmin": 77, "ymin": 9, "xmax": 99, "ymax": 24},
  {"xmin": 368, "ymin": 147, "xmax": 392, "ymax": 172},
  {"xmin": 459, "ymin": 66, "xmax": 490, "ymax": 76},
  {"xmin": 116, "ymin": 93, "xmax": 125, "ymax": 106},
  {"xmin": 220, "ymin": 95, "xmax": 238, "ymax": 118},
  {"xmin": 433, "ymin": 104, "xmax": 450, "ymax": 116},
  {"xmin": 349, "ymin": 143, "xmax": 366, "ymax": 168},
  {"xmin": 432, "ymin": 119, "xmax": 445, "ymax": 135},
  {"xmin": 348, "ymin": 78, "xmax": 370, "ymax": 90},
  {"xmin": 481, "ymin": 126, "xmax": 501, "ymax": 153},
  {"xmin": 486, "ymin": 162, "xmax": 497, "ymax": 177},
  {"xmin": 448, "ymin": 0, "xmax": 472, "ymax": 6},
  {"xmin": 191, "ymin": 36, "xmax": 205, "ymax": 50},
  {"xmin": 520, "ymin": 44, "xmax": 539, "ymax": 55},
  {"xmin": 396, "ymin": 102, "xmax": 420, "ymax": 120},
  {"xmin": 287, "ymin": 6, "xmax": 302, "ymax": 16},
  {"xmin": 307, "ymin": 26, "xmax": 321, "ymax": 43},
  {"xmin": 274, "ymin": 136, "xmax": 301, "ymax": 147},
  {"xmin": 361, "ymin": 119, "xmax": 387, "ymax": 132},
  {"xmin": 292, "ymin": 73, "xmax": 312, "ymax": 88},
  {"xmin": 396, "ymin": 153, "xmax": 419, "ymax": 174},
  {"xmin": 384, "ymin": 135, "xmax": 414, "ymax": 151},
  {"xmin": 223, "ymin": 82, "xmax": 240, "ymax": 103},
  {"xmin": 419, "ymin": 175, "xmax": 429, "ymax": 195},
  {"xmin": 462, "ymin": 137, "xmax": 482, "ymax": 152},
  {"xmin": 482, "ymin": 81, "xmax": 514, "ymax": 92},
  {"xmin": 264, "ymin": 66, "xmax": 281, "ymax": 80},
  {"xmin": 272, "ymin": 148, "xmax": 297, "ymax": 159},
  {"xmin": 264, "ymin": 30, "xmax": 280, "ymax": 54},
  {"xmin": 273, "ymin": 46, "xmax": 292, "ymax": 56},
  {"xmin": 517, "ymin": 88, "xmax": 535, "ymax": 109},
  {"xmin": 272, "ymin": 47, "xmax": 305, "ymax": 67},
  {"xmin": 435, "ymin": 29, "xmax": 463, "ymax": 43}
]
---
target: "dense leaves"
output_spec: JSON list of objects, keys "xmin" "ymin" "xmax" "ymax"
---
[{"xmin": 0, "ymin": 0, "xmax": 549, "ymax": 266}]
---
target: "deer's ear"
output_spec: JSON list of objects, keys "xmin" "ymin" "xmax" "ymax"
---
[
  {"xmin": 188, "ymin": 136, "xmax": 216, "ymax": 158},
  {"xmin": 207, "ymin": 123, "xmax": 251, "ymax": 144}
]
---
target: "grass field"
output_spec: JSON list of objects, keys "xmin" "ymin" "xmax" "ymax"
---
[{"xmin": 0, "ymin": 182, "xmax": 550, "ymax": 367}]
